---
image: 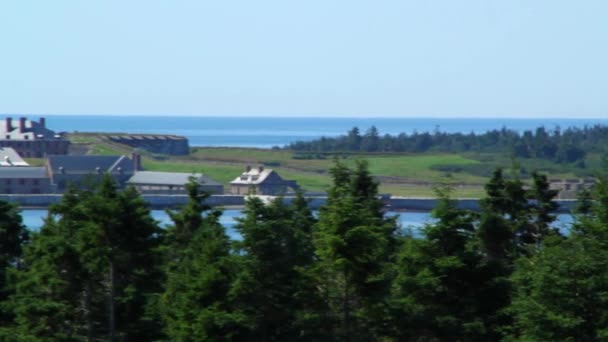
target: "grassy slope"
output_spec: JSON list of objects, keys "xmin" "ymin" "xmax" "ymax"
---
[{"xmin": 172, "ymin": 147, "xmax": 486, "ymax": 196}]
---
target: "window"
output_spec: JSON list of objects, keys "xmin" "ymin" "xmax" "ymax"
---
[
  {"xmin": 5, "ymin": 179, "xmax": 10, "ymax": 185},
  {"xmin": 33, "ymin": 179, "xmax": 39, "ymax": 185},
  {"xmin": 19, "ymin": 179, "xmax": 25, "ymax": 185}
]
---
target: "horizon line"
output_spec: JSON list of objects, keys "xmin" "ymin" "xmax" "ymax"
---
[{"xmin": 1, "ymin": 113, "xmax": 607, "ymax": 120}]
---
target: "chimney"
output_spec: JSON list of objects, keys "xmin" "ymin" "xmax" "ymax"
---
[
  {"xmin": 258, "ymin": 165, "xmax": 264, "ymax": 172},
  {"xmin": 19, "ymin": 117, "xmax": 26, "ymax": 133},
  {"xmin": 246, "ymin": 165, "xmax": 251, "ymax": 172},
  {"xmin": 39, "ymin": 117, "xmax": 46, "ymax": 128},
  {"xmin": 131, "ymin": 152, "xmax": 142, "ymax": 171},
  {"xmin": 5, "ymin": 117, "xmax": 11, "ymax": 132}
]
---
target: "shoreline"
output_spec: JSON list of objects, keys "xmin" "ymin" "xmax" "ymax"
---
[{"xmin": 7, "ymin": 194, "xmax": 578, "ymax": 213}]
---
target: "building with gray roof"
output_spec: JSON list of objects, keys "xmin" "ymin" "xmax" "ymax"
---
[
  {"xmin": 46, "ymin": 154, "xmax": 138, "ymax": 191},
  {"xmin": 230, "ymin": 166, "xmax": 298, "ymax": 195},
  {"xmin": 0, "ymin": 167, "xmax": 50, "ymax": 193},
  {"xmin": 0, "ymin": 117, "xmax": 69, "ymax": 157},
  {"xmin": 127, "ymin": 171, "xmax": 223, "ymax": 194}
]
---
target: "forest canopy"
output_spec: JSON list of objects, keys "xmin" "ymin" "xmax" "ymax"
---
[{"xmin": 286, "ymin": 125, "xmax": 608, "ymax": 166}]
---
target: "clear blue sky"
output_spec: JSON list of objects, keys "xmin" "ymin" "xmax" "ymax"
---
[{"xmin": 0, "ymin": 1, "xmax": 606, "ymax": 118}]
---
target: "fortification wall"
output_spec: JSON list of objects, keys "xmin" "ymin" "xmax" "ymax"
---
[
  {"xmin": 3, "ymin": 194, "xmax": 578, "ymax": 212},
  {"xmin": 107, "ymin": 135, "xmax": 190, "ymax": 155}
]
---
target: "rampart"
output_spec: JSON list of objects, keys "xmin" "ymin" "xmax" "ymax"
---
[
  {"xmin": 3, "ymin": 194, "xmax": 578, "ymax": 212},
  {"xmin": 107, "ymin": 134, "xmax": 189, "ymax": 155}
]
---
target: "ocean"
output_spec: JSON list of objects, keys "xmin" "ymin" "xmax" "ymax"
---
[{"xmin": 27, "ymin": 115, "xmax": 608, "ymax": 148}]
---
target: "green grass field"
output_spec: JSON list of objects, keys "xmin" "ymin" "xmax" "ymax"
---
[{"xmin": 150, "ymin": 148, "xmax": 488, "ymax": 196}]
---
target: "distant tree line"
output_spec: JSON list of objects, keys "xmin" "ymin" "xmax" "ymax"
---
[
  {"xmin": 286, "ymin": 125, "xmax": 608, "ymax": 165},
  {"xmin": 1, "ymin": 164, "xmax": 608, "ymax": 340}
]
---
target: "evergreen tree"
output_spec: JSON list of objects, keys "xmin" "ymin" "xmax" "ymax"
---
[
  {"xmin": 477, "ymin": 169, "xmax": 514, "ymax": 261},
  {"xmin": 361, "ymin": 126, "xmax": 380, "ymax": 152},
  {"xmin": 312, "ymin": 160, "xmax": 397, "ymax": 341},
  {"xmin": 161, "ymin": 179, "xmax": 245, "ymax": 341},
  {"xmin": 510, "ymin": 234, "xmax": 608, "ymax": 340},
  {"xmin": 12, "ymin": 187, "xmax": 95, "ymax": 340},
  {"xmin": 346, "ymin": 127, "xmax": 362, "ymax": 151},
  {"xmin": 527, "ymin": 171, "xmax": 559, "ymax": 242},
  {"xmin": 510, "ymin": 172, "xmax": 608, "ymax": 340},
  {"xmin": 0, "ymin": 201, "xmax": 28, "ymax": 336},
  {"xmin": 12, "ymin": 176, "xmax": 163, "ymax": 341},
  {"xmin": 393, "ymin": 185, "xmax": 508, "ymax": 341},
  {"xmin": 231, "ymin": 192, "xmax": 326, "ymax": 341}
]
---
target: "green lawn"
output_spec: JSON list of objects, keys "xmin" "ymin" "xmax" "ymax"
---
[
  {"xmin": 143, "ymin": 150, "xmax": 487, "ymax": 196},
  {"xmin": 353, "ymin": 154, "xmax": 484, "ymax": 183}
]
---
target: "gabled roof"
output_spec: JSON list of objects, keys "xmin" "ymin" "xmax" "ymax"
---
[
  {"xmin": 0, "ymin": 167, "xmax": 47, "ymax": 178},
  {"xmin": 47, "ymin": 155, "xmax": 135, "ymax": 174},
  {"xmin": 230, "ymin": 167, "xmax": 274, "ymax": 185},
  {"xmin": 127, "ymin": 171, "xmax": 222, "ymax": 186},
  {"xmin": 0, "ymin": 148, "xmax": 28, "ymax": 166}
]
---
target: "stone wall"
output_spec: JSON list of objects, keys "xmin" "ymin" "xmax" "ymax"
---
[
  {"xmin": 2, "ymin": 194, "xmax": 578, "ymax": 212},
  {"xmin": 107, "ymin": 135, "xmax": 190, "ymax": 155}
]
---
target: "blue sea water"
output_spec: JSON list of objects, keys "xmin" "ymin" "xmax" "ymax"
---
[
  {"xmin": 22, "ymin": 209, "xmax": 575, "ymax": 239},
  {"xmin": 25, "ymin": 115, "xmax": 608, "ymax": 148}
]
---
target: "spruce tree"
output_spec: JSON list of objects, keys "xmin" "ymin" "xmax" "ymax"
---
[
  {"xmin": 0, "ymin": 201, "xmax": 28, "ymax": 336},
  {"xmin": 231, "ymin": 193, "xmax": 325, "ymax": 341},
  {"xmin": 12, "ymin": 176, "xmax": 163, "ymax": 341},
  {"xmin": 312, "ymin": 159, "xmax": 397, "ymax": 341},
  {"xmin": 393, "ymin": 185, "xmax": 508, "ymax": 341},
  {"xmin": 510, "ymin": 174, "xmax": 608, "ymax": 340},
  {"xmin": 527, "ymin": 171, "xmax": 559, "ymax": 242},
  {"xmin": 12, "ymin": 188, "xmax": 91, "ymax": 340},
  {"xmin": 161, "ymin": 179, "xmax": 245, "ymax": 341}
]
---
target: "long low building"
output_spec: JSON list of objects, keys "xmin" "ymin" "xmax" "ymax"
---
[
  {"xmin": 127, "ymin": 171, "xmax": 224, "ymax": 194},
  {"xmin": 0, "ymin": 152, "xmax": 223, "ymax": 195},
  {"xmin": 0, "ymin": 167, "xmax": 50, "ymax": 194},
  {"xmin": 46, "ymin": 154, "xmax": 137, "ymax": 191}
]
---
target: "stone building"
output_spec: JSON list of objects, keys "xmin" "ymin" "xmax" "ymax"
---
[
  {"xmin": 0, "ymin": 117, "xmax": 69, "ymax": 157},
  {"xmin": 230, "ymin": 166, "xmax": 299, "ymax": 195},
  {"xmin": 127, "ymin": 171, "xmax": 223, "ymax": 194},
  {"xmin": 0, "ymin": 167, "xmax": 50, "ymax": 194},
  {"xmin": 550, "ymin": 178, "xmax": 595, "ymax": 199},
  {"xmin": 46, "ymin": 154, "xmax": 139, "ymax": 191}
]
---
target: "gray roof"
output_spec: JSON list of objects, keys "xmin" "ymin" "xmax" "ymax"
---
[
  {"xmin": 47, "ymin": 155, "xmax": 135, "ymax": 174},
  {"xmin": 231, "ymin": 168, "xmax": 274, "ymax": 185},
  {"xmin": 0, "ymin": 148, "xmax": 28, "ymax": 166},
  {"xmin": 0, "ymin": 167, "xmax": 48, "ymax": 178},
  {"xmin": 127, "ymin": 171, "xmax": 222, "ymax": 186}
]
